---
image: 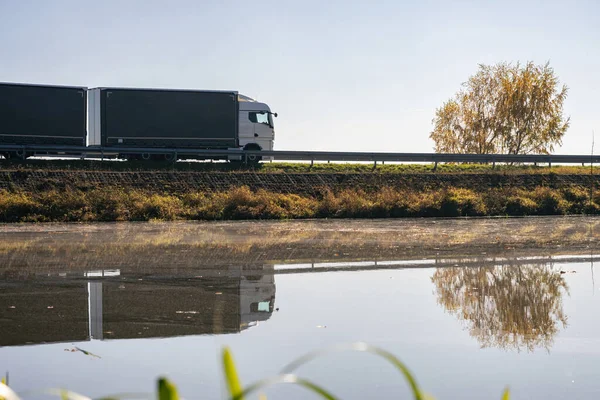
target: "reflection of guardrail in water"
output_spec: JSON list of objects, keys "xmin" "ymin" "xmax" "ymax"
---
[
  {"xmin": 3, "ymin": 144, "xmax": 600, "ymax": 165},
  {"xmin": 273, "ymin": 254, "xmax": 600, "ymax": 274},
  {"xmin": 7, "ymin": 253, "xmax": 597, "ymax": 280}
]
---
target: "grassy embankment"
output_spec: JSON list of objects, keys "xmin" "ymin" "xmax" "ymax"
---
[
  {"xmin": 1, "ymin": 345, "xmax": 509, "ymax": 400},
  {"xmin": 0, "ymin": 185, "xmax": 598, "ymax": 222},
  {"xmin": 0, "ymin": 160, "xmax": 598, "ymax": 222}
]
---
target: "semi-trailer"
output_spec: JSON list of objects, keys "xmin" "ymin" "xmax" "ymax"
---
[
  {"xmin": 0, "ymin": 82, "xmax": 276, "ymax": 162},
  {"xmin": 0, "ymin": 82, "xmax": 87, "ymax": 159}
]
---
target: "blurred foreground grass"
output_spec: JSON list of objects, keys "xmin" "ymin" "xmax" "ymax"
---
[{"xmin": 0, "ymin": 344, "xmax": 510, "ymax": 400}]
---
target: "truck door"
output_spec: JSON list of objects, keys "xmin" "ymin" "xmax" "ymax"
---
[{"xmin": 249, "ymin": 111, "xmax": 274, "ymax": 151}]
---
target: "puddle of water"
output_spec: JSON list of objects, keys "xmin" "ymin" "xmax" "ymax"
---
[{"xmin": 0, "ymin": 220, "xmax": 599, "ymax": 399}]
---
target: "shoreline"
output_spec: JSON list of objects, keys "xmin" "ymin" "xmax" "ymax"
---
[{"xmin": 0, "ymin": 217, "xmax": 598, "ymax": 274}]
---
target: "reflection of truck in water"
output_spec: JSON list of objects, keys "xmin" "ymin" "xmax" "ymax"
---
[
  {"xmin": 96, "ymin": 272, "xmax": 276, "ymax": 339},
  {"xmin": 240, "ymin": 274, "xmax": 276, "ymax": 331},
  {"xmin": 0, "ymin": 268, "xmax": 276, "ymax": 346}
]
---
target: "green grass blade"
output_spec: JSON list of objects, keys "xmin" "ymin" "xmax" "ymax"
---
[
  {"xmin": 222, "ymin": 347, "xmax": 243, "ymax": 400},
  {"xmin": 157, "ymin": 378, "xmax": 179, "ymax": 400},
  {"xmin": 294, "ymin": 378, "xmax": 338, "ymax": 400},
  {"xmin": 232, "ymin": 374, "xmax": 338, "ymax": 400},
  {"xmin": 370, "ymin": 346, "xmax": 425, "ymax": 400},
  {"xmin": 281, "ymin": 342, "xmax": 425, "ymax": 400},
  {"xmin": 501, "ymin": 387, "xmax": 510, "ymax": 400}
]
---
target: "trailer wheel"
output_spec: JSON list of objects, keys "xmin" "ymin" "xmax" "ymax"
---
[
  {"xmin": 163, "ymin": 153, "xmax": 177, "ymax": 162},
  {"xmin": 13, "ymin": 150, "xmax": 30, "ymax": 160},
  {"xmin": 141, "ymin": 153, "xmax": 152, "ymax": 161}
]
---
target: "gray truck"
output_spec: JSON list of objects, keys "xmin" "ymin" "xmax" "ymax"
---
[{"xmin": 0, "ymin": 82, "xmax": 276, "ymax": 161}]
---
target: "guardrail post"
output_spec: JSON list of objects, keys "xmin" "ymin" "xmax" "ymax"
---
[
  {"xmin": 492, "ymin": 161, "xmax": 496, "ymax": 170},
  {"xmin": 549, "ymin": 161, "xmax": 552, "ymax": 169},
  {"xmin": 310, "ymin": 159, "xmax": 314, "ymax": 169},
  {"xmin": 433, "ymin": 161, "xmax": 438, "ymax": 172},
  {"xmin": 373, "ymin": 161, "xmax": 377, "ymax": 170}
]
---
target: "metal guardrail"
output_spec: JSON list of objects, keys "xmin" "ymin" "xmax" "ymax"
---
[
  {"xmin": 254, "ymin": 150, "xmax": 600, "ymax": 165},
  {"xmin": 0, "ymin": 144, "xmax": 599, "ymax": 165}
]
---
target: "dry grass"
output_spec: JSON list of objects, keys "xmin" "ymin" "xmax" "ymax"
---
[{"xmin": 0, "ymin": 185, "xmax": 599, "ymax": 222}]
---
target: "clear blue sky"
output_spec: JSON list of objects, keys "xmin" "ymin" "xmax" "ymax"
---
[{"xmin": 1, "ymin": 0, "xmax": 598, "ymax": 154}]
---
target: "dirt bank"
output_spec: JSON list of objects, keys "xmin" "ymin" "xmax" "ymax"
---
[
  {"xmin": 1, "ymin": 166, "xmax": 600, "ymax": 221},
  {"xmin": 0, "ymin": 169, "xmax": 598, "ymax": 194}
]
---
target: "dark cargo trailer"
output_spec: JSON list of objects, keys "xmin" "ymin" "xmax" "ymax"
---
[
  {"xmin": 88, "ymin": 87, "xmax": 239, "ymax": 149},
  {"xmin": 0, "ymin": 82, "xmax": 87, "ymax": 147}
]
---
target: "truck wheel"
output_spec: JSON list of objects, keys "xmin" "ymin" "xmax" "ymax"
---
[
  {"xmin": 163, "ymin": 153, "xmax": 177, "ymax": 162},
  {"xmin": 243, "ymin": 144, "xmax": 262, "ymax": 164}
]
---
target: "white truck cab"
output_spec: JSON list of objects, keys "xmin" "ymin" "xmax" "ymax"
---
[
  {"xmin": 238, "ymin": 94, "xmax": 276, "ymax": 157},
  {"xmin": 239, "ymin": 272, "xmax": 276, "ymax": 331}
]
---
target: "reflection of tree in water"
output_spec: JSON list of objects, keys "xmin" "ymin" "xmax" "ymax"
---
[{"xmin": 432, "ymin": 264, "xmax": 569, "ymax": 352}]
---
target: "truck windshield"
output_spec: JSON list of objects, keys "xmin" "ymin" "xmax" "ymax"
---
[{"xmin": 249, "ymin": 111, "xmax": 273, "ymax": 128}]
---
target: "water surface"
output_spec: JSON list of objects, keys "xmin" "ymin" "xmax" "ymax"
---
[{"xmin": 1, "ymin": 219, "xmax": 599, "ymax": 399}]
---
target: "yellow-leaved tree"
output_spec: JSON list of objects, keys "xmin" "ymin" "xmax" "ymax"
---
[{"xmin": 430, "ymin": 62, "xmax": 570, "ymax": 154}]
